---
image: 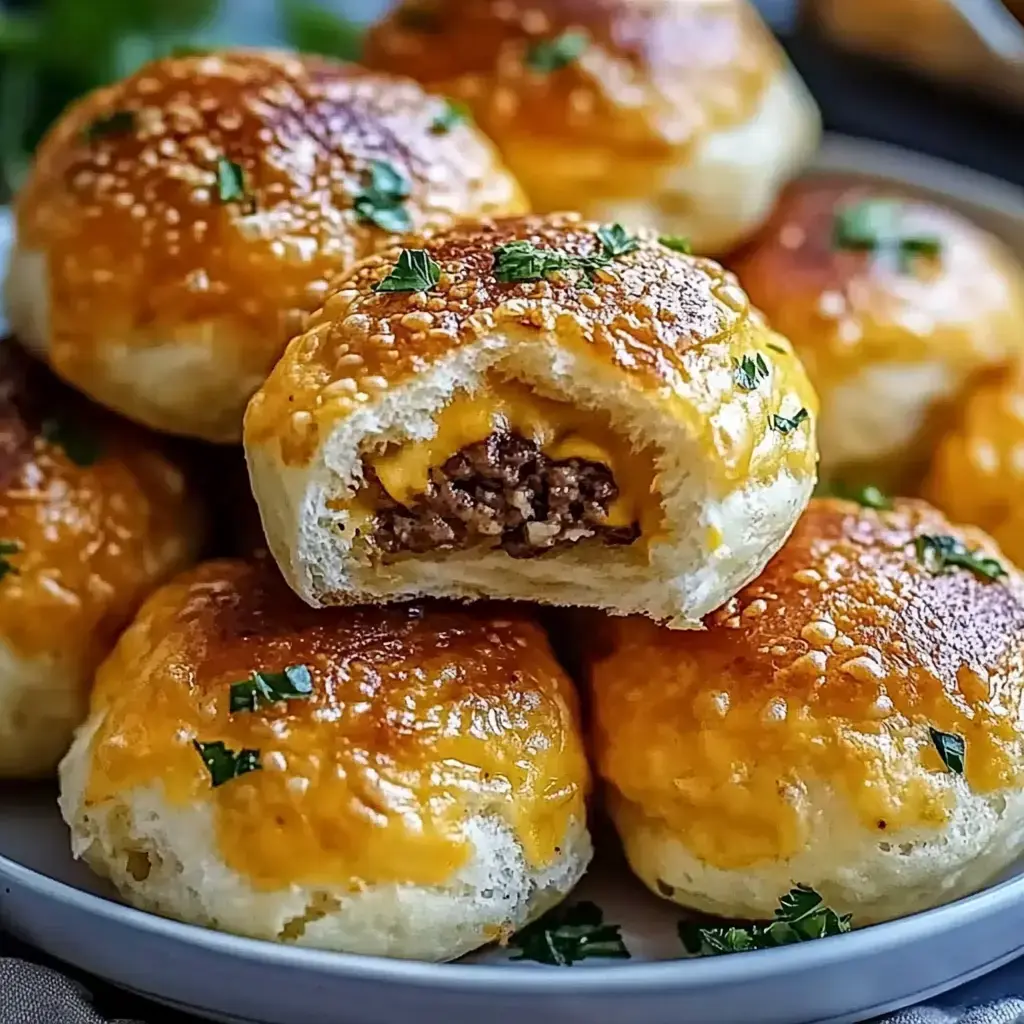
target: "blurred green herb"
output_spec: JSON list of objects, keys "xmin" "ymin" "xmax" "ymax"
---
[
  {"xmin": 771, "ymin": 408, "xmax": 809, "ymax": 434},
  {"xmin": 525, "ymin": 30, "xmax": 588, "ymax": 73},
  {"xmin": 0, "ymin": 539, "xmax": 21, "ymax": 582},
  {"xmin": 430, "ymin": 98, "xmax": 470, "ymax": 134},
  {"xmin": 278, "ymin": 0, "xmax": 364, "ymax": 62},
  {"xmin": 41, "ymin": 415, "xmax": 102, "ymax": 467},
  {"xmin": 510, "ymin": 902, "xmax": 630, "ymax": 966},
  {"xmin": 354, "ymin": 159, "xmax": 412, "ymax": 233}
]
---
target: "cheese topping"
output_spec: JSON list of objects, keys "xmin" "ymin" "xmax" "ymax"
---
[{"xmin": 366, "ymin": 380, "xmax": 660, "ymax": 532}]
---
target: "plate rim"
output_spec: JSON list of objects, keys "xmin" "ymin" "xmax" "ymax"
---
[{"xmin": 4, "ymin": 131, "xmax": 1024, "ymax": 995}]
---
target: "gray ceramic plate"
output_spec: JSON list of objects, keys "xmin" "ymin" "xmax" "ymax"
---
[{"xmin": 2, "ymin": 136, "xmax": 1024, "ymax": 1024}]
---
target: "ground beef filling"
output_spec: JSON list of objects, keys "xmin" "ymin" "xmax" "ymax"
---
[{"xmin": 371, "ymin": 431, "xmax": 640, "ymax": 558}]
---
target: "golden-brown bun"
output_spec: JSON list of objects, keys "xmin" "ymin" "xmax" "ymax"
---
[
  {"xmin": 59, "ymin": 559, "xmax": 590, "ymax": 959},
  {"xmin": 730, "ymin": 176, "xmax": 1024, "ymax": 490},
  {"xmin": 364, "ymin": 0, "xmax": 820, "ymax": 254},
  {"xmin": 0, "ymin": 342, "xmax": 202, "ymax": 777},
  {"xmin": 6, "ymin": 50, "xmax": 527, "ymax": 443},
  {"xmin": 243, "ymin": 213, "xmax": 819, "ymax": 627},
  {"xmin": 924, "ymin": 363, "xmax": 1024, "ymax": 569},
  {"xmin": 587, "ymin": 497, "xmax": 1024, "ymax": 924}
]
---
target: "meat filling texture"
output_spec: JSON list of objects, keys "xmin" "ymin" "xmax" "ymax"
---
[{"xmin": 371, "ymin": 431, "xmax": 640, "ymax": 558}]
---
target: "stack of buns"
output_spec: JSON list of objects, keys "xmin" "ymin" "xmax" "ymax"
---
[{"xmin": 4, "ymin": 0, "xmax": 1024, "ymax": 965}]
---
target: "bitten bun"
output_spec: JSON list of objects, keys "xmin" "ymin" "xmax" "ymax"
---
[
  {"xmin": 924, "ymin": 364, "xmax": 1024, "ymax": 569},
  {"xmin": 731, "ymin": 177, "xmax": 1024, "ymax": 489},
  {"xmin": 0, "ymin": 342, "xmax": 202, "ymax": 777},
  {"xmin": 587, "ymin": 498, "xmax": 1024, "ymax": 925},
  {"xmin": 364, "ymin": 0, "xmax": 820, "ymax": 254},
  {"xmin": 243, "ymin": 213, "xmax": 818, "ymax": 627},
  {"xmin": 6, "ymin": 50, "xmax": 526, "ymax": 442},
  {"xmin": 59, "ymin": 559, "xmax": 590, "ymax": 959}
]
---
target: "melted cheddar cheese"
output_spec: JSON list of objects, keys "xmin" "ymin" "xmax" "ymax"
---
[
  {"xmin": 366, "ymin": 379, "xmax": 661, "ymax": 533},
  {"xmin": 83, "ymin": 561, "xmax": 589, "ymax": 891}
]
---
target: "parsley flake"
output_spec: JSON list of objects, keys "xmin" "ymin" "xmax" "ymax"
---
[
  {"xmin": 41, "ymin": 416, "xmax": 102, "ymax": 467},
  {"xmin": 374, "ymin": 248, "xmax": 441, "ymax": 293},
  {"xmin": 510, "ymin": 901, "xmax": 630, "ymax": 966},
  {"xmin": 914, "ymin": 534, "xmax": 1006, "ymax": 582},
  {"xmin": 216, "ymin": 157, "xmax": 254, "ymax": 211},
  {"xmin": 658, "ymin": 235, "xmax": 692, "ymax": 255},
  {"xmin": 734, "ymin": 353, "xmax": 770, "ymax": 391},
  {"xmin": 771, "ymin": 407, "xmax": 809, "ymax": 434},
  {"xmin": 492, "ymin": 240, "xmax": 609, "ymax": 285},
  {"xmin": 596, "ymin": 223, "xmax": 640, "ymax": 258},
  {"xmin": 526, "ymin": 30, "xmax": 589, "ymax": 73},
  {"xmin": 230, "ymin": 664, "xmax": 314, "ymax": 713},
  {"xmin": 833, "ymin": 199, "xmax": 942, "ymax": 271},
  {"xmin": 193, "ymin": 740, "xmax": 262, "ymax": 788},
  {"xmin": 0, "ymin": 540, "xmax": 21, "ymax": 582},
  {"xmin": 431, "ymin": 98, "xmax": 470, "ymax": 134},
  {"xmin": 929, "ymin": 727, "xmax": 965, "ymax": 775},
  {"xmin": 83, "ymin": 110, "xmax": 135, "ymax": 142},
  {"xmin": 354, "ymin": 159, "xmax": 412, "ymax": 233},
  {"xmin": 680, "ymin": 884, "xmax": 851, "ymax": 957}
]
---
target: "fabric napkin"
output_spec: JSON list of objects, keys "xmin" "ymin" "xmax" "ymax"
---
[{"xmin": 3, "ymin": 926, "xmax": 1024, "ymax": 1024}]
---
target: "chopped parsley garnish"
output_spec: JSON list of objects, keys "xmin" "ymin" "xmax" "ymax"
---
[
  {"xmin": 525, "ymin": 30, "xmax": 589, "ymax": 73},
  {"xmin": 596, "ymin": 223, "xmax": 640, "ymax": 258},
  {"xmin": 430, "ymin": 98, "xmax": 470, "ymax": 134},
  {"xmin": 658, "ymin": 235, "xmax": 692, "ymax": 254},
  {"xmin": 41, "ymin": 416, "xmax": 102, "ymax": 467},
  {"xmin": 230, "ymin": 664, "xmax": 314, "ymax": 713},
  {"xmin": 680, "ymin": 885, "xmax": 851, "ymax": 957},
  {"xmin": 216, "ymin": 157, "xmax": 254, "ymax": 211},
  {"xmin": 914, "ymin": 534, "xmax": 1006, "ymax": 582},
  {"xmin": 492, "ymin": 225, "xmax": 638, "ymax": 286},
  {"xmin": 510, "ymin": 901, "xmax": 630, "ymax": 966},
  {"xmin": 929, "ymin": 727, "xmax": 965, "ymax": 775},
  {"xmin": 734, "ymin": 353, "xmax": 770, "ymax": 391},
  {"xmin": 817, "ymin": 480, "xmax": 891, "ymax": 510},
  {"xmin": 83, "ymin": 110, "xmax": 135, "ymax": 142},
  {"xmin": 766, "ymin": 342, "xmax": 788, "ymax": 355},
  {"xmin": 833, "ymin": 199, "xmax": 942, "ymax": 271},
  {"xmin": 771, "ymin": 408, "xmax": 809, "ymax": 434},
  {"xmin": 491, "ymin": 240, "xmax": 604, "ymax": 284},
  {"xmin": 374, "ymin": 248, "xmax": 441, "ymax": 293},
  {"xmin": 353, "ymin": 159, "xmax": 412, "ymax": 233},
  {"xmin": 0, "ymin": 540, "xmax": 21, "ymax": 582},
  {"xmin": 193, "ymin": 741, "xmax": 261, "ymax": 788}
]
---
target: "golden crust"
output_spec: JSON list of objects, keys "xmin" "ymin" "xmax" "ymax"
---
[
  {"xmin": 14, "ymin": 49, "xmax": 526, "ymax": 420},
  {"xmin": 83, "ymin": 558, "xmax": 589, "ymax": 889},
  {"xmin": 245, "ymin": 212, "xmax": 818, "ymax": 484},
  {"xmin": 0, "ymin": 341, "xmax": 202, "ymax": 668},
  {"xmin": 364, "ymin": 0, "xmax": 779, "ymax": 154},
  {"xmin": 587, "ymin": 497, "xmax": 1024, "ymax": 869},
  {"xmin": 924, "ymin": 364, "xmax": 1024, "ymax": 570},
  {"xmin": 731, "ymin": 176, "xmax": 1024, "ymax": 404}
]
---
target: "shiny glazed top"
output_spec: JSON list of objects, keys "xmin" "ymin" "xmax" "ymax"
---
[
  {"xmin": 83, "ymin": 558, "xmax": 589, "ymax": 891},
  {"xmin": 588, "ymin": 498, "xmax": 1024, "ymax": 870},
  {"xmin": 731, "ymin": 177, "xmax": 1024, "ymax": 399},
  {"xmin": 245, "ymin": 213, "xmax": 818, "ymax": 490},
  {"xmin": 365, "ymin": 0, "xmax": 779, "ymax": 150},
  {"xmin": 15, "ymin": 49, "xmax": 526, "ymax": 392},
  {"xmin": 925, "ymin": 365, "xmax": 1024, "ymax": 571},
  {"xmin": 0, "ymin": 342, "xmax": 201, "ymax": 665}
]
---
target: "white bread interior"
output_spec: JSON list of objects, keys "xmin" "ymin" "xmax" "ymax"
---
[
  {"xmin": 59, "ymin": 711, "xmax": 591, "ymax": 961},
  {"xmin": 247, "ymin": 329, "xmax": 815, "ymax": 628}
]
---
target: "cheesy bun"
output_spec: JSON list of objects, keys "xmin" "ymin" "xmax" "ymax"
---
[
  {"xmin": 364, "ymin": 0, "xmax": 820, "ymax": 255},
  {"xmin": 0, "ymin": 342, "xmax": 202, "ymax": 778},
  {"xmin": 730, "ymin": 177, "xmax": 1024, "ymax": 490},
  {"xmin": 587, "ymin": 497, "xmax": 1024, "ymax": 925},
  {"xmin": 243, "ymin": 213, "xmax": 819, "ymax": 627},
  {"xmin": 6, "ymin": 50, "xmax": 526, "ymax": 443},
  {"xmin": 924, "ymin": 364, "xmax": 1024, "ymax": 570},
  {"xmin": 59, "ymin": 559, "xmax": 590, "ymax": 959}
]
